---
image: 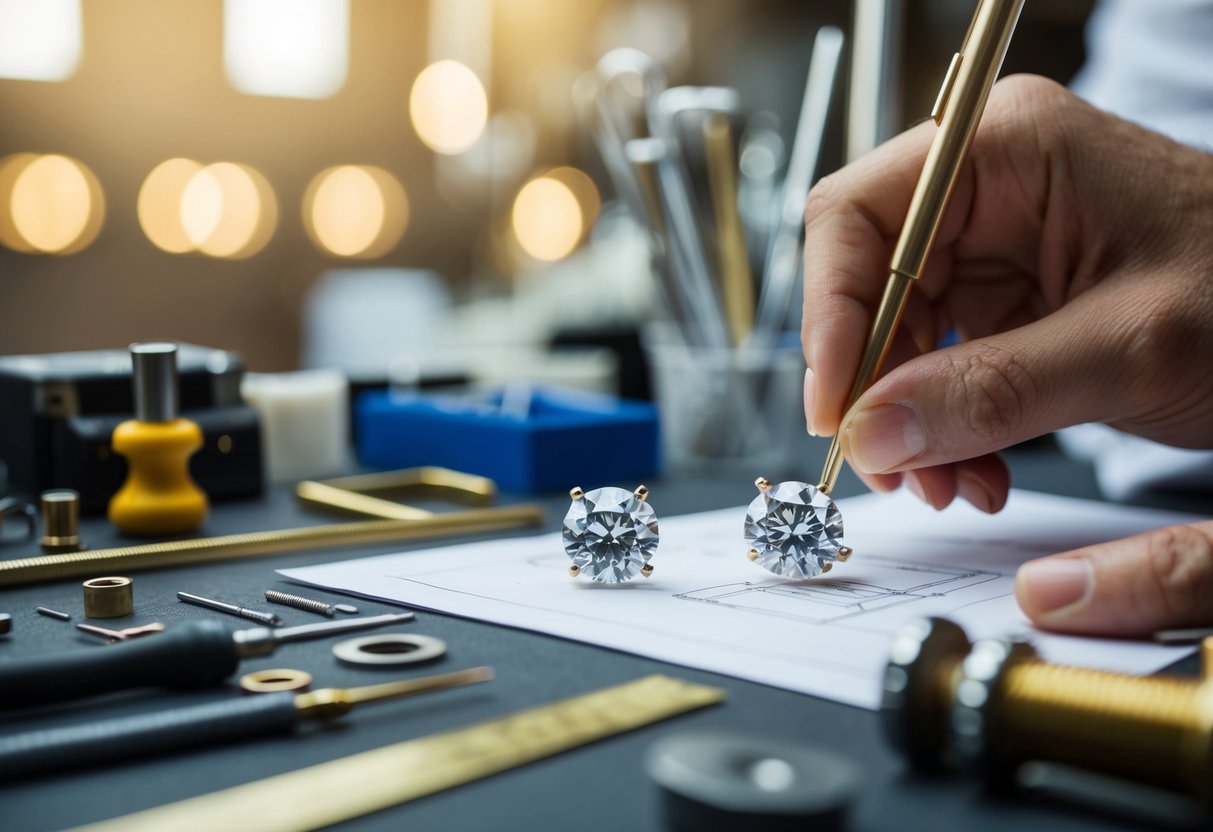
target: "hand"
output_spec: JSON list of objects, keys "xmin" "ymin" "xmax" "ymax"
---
[{"xmin": 801, "ymin": 75, "xmax": 1213, "ymax": 636}]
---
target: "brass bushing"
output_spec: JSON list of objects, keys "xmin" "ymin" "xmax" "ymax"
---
[
  {"xmin": 82, "ymin": 576, "xmax": 133, "ymax": 618},
  {"xmin": 41, "ymin": 489, "xmax": 84, "ymax": 554}
]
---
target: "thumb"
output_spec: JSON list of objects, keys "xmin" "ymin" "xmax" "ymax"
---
[
  {"xmin": 839, "ymin": 289, "xmax": 1138, "ymax": 476},
  {"xmin": 1015, "ymin": 520, "xmax": 1213, "ymax": 636}
]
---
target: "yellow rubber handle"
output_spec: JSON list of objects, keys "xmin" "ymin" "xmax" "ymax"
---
[{"xmin": 107, "ymin": 418, "xmax": 208, "ymax": 536}]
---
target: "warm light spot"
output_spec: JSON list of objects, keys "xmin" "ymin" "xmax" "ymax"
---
[
  {"xmin": 224, "ymin": 0, "xmax": 348, "ymax": 98},
  {"xmin": 547, "ymin": 166, "xmax": 601, "ymax": 230},
  {"xmin": 139, "ymin": 158, "xmax": 203, "ymax": 254},
  {"xmin": 511, "ymin": 173, "xmax": 584, "ymax": 262},
  {"xmin": 6, "ymin": 154, "xmax": 104, "ymax": 254},
  {"xmin": 0, "ymin": 153, "xmax": 39, "ymax": 253},
  {"xmin": 303, "ymin": 165, "xmax": 408, "ymax": 258},
  {"xmin": 409, "ymin": 60, "xmax": 488, "ymax": 154},
  {"xmin": 179, "ymin": 162, "xmax": 277, "ymax": 259},
  {"xmin": 0, "ymin": 0, "xmax": 82, "ymax": 82}
]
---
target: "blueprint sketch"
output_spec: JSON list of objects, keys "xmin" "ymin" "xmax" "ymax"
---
[{"xmin": 280, "ymin": 489, "xmax": 1200, "ymax": 709}]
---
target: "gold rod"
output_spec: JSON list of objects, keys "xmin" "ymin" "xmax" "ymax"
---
[
  {"xmin": 0, "ymin": 505, "xmax": 546, "ymax": 588},
  {"xmin": 702, "ymin": 114, "xmax": 756, "ymax": 346}
]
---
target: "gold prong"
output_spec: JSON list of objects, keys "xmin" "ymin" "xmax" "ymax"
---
[
  {"xmin": 568, "ymin": 564, "xmax": 580, "ymax": 577},
  {"xmin": 747, "ymin": 548, "xmax": 760, "ymax": 562},
  {"xmin": 634, "ymin": 485, "xmax": 649, "ymax": 501},
  {"xmin": 641, "ymin": 564, "xmax": 653, "ymax": 577},
  {"xmin": 836, "ymin": 547, "xmax": 852, "ymax": 562},
  {"xmin": 569, "ymin": 486, "xmax": 584, "ymax": 500},
  {"xmin": 754, "ymin": 477, "xmax": 772, "ymax": 492},
  {"xmin": 815, "ymin": 481, "xmax": 831, "ymax": 496},
  {"xmin": 821, "ymin": 562, "xmax": 833, "ymax": 573}
]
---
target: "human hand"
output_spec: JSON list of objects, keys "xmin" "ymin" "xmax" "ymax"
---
[{"xmin": 801, "ymin": 75, "xmax": 1213, "ymax": 635}]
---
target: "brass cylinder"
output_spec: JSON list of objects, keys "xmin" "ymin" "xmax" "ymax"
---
[
  {"xmin": 994, "ymin": 659, "xmax": 1213, "ymax": 803},
  {"xmin": 40, "ymin": 489, "xmax": 83, "ymax": 554},
  {"xmin": 83, "ymin": 576, "xmax": 134, "ymax": 618}
]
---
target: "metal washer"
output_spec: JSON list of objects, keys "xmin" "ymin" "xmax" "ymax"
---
[{"xmin": 332, "ymin": 633, "xmax": 447, "ymax": 666}]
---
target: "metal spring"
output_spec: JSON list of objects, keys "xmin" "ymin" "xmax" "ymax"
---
[{"xmin": 265, "ymin": 589, "xmax": 335, "ymax": 617}]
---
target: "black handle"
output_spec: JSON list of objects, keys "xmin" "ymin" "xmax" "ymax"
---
[
  {"xmin": 0, "ymin": 692, "xmax": 299, "ymax": 779},
  {"xmin": 0, "ymin": 620, "xmax": 241, "ymax": 710}
]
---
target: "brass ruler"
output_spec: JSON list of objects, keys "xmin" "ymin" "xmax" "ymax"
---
[
  {"xmin": 72, "ymin": 675, "xmax": 725, "ymax": 832},
  {"xmin": 0, "ymin": 504, "xmax": 544, "ymax": 587}
]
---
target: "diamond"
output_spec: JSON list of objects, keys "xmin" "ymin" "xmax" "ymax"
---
[
  {"xmin": 744, "ymin": 480, "xmax": 844, "ymax": 579},
  {"xmin": 563, "ymin": 486, "xmax": 658, "ymax": 583}
]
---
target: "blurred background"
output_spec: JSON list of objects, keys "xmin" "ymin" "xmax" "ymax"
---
[{"xmin": 0, "ymin": 0, "xmax": 1093, "ymax": 376}]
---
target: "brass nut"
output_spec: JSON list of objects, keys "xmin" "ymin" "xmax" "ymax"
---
[
  {"xmin": 82, "ymin": 576, "xmax": 133, "ymax": 618},
  {"xmin": 240, "ymin": 668, "xmax": 313, "ymax": 694}
]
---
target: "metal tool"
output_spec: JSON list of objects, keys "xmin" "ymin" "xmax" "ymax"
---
[
  {"xmin": 76, "ymin": 622, "xmax": 166, "ymax": 643},
  {"xmin": 240, "ymin": 668, "xmax": 313, "ymax": 694},
  {"xmin": 648, "ymin": 86, "xmax": 738, "ymax": 349},
  {"xmin": 67, "ymin": 675, "xmax": 724, "ymax": 832},
  {"xmin": 0, "ymin": 612, "xmax": 413, "ymax": 710},
  {"xmin": 40, "ymin": 489, "xmax": 84, "ymax": 554},
  {"xmin": 295, "ymin": 466, "xmax": 497, "ymax": 521},
  {"xmin": 82, "ymin": 576, "xmax": 133, "ymax": 618},
  {"xmin": 751, "ymin": 26, "xmax": 844, "ymax": 347},
  {"xmin": 35, "ymin": 606, "xmax": 71, "ymax": 621},
  {"xmin": 265, "ymin": 589, "xmax": 356, "ymax": 617},
  {"xmin": 846, "ymin": 0, "xmax": 904, "ymax": 162},
  {"xmin": 333, "ymin": 634, "xmax": 445, "ymax": 667},
  {"xmin": 702, "ymin": 114, "xmax": 755, "ymax": 347},
  {"xmin": 178, "ymin": 591, "xmax": 284, "ymax": 627},
  {"xmin": 818, "ymin": 0, "xmax": 1025, "ymax": 494},
  {"xmin": 0, "ymin": 504, "xmax": 546, "ymax": 588},
  {"xmin": 882, "ymin": 617, "xmax": 1213, "ymax": 808},
  {"xmin": 0, "ymin": 666, "xmax": 495, "ymax": 780}
]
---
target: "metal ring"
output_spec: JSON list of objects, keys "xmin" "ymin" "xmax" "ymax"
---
[
  {"xmin": 240, "ymin": 668, "xmax": 314, "ymax": 694},
  {"xmin": 82, "ymin": 576, "xmax": 133, "ymax": 619},
  {"xmin": 332, "ymin": 634, "xmax": 447, "ymax": 666}
]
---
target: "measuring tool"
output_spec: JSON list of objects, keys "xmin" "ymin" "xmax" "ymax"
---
[
  {"xmin": 69, "ymin": 675, "xmax": 725, "ymax": 832},
  {"xmin": 0, "ymin": 504, "xmax": 545, "ymax": 588},
  {"xmin": 0, "ymin": 614, "xmax": 413, "ymax": 710},
  {"xmin": 0, "ymin": 667, "xmax": 495, "ymax": 780}
]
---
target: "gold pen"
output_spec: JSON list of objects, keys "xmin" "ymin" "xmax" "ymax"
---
[{"xmin": 817, "ymin": 0, "xmax": 1025, "ymax": 494}]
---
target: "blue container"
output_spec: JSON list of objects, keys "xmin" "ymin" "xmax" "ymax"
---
[{"xmin": 355, "ymin": 387, "xmax": 661, "ymax": 494}]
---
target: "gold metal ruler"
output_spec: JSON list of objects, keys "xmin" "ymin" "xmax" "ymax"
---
[
  {"xmin": 71, "ymin": 675, "xmax": 725, "ymax": 832},
  {"xmin": 0, "ymin": 504, "xmax": 544, "ymax": 587}
]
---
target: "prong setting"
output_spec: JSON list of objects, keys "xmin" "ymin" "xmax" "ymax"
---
[
  {"xmin": 747, "ymin": 548, "xmax": 760, "ymax": 562},
  {"xmin": 568, "ymin": 564, "xmax": 580, "ymax": 577},
  {"xmin": 569, "ymin": 486, "xmax": 584, "ymax": 501},
  {"xmin": 754, "ymin": 477, "xmax": 773, "ymax": 493},
  {"xmin": 837, "ymin": 547, "xmax": 853, "ymax": 562},
  {"xmin": 633, "ymin": 485, "xmax": 649, "ymax": 501},
  {"xmin": 641, "ymin": 564, "xmax": 653, "ymax": 577}
]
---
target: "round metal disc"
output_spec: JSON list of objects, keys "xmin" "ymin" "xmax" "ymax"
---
[
  {"xmin": 646, "ymin": 729, "xmax": 859, "ymax": 831},
  {"xmin": 240, "ymin": 668, "xmax": 313, "ymax": 694},
  {"xmin": 332, "ymin": 633, "xmax": 447, "ymax": 666}
]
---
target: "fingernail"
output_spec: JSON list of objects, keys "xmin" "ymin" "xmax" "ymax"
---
[
  {"xmin": 1017, "ymin": 558, "xmax": 1094, "ymax": 617},
  {"xmin": 804, "ymin": 367, "xmax": 817, "ymax": 436},
  {"xmin": 844, "ymin": 404, "xmax": 926, "ymax": 473},
  {"xmin": 958, "ymin": 471, "xmax": 998, "ymax": 513}
]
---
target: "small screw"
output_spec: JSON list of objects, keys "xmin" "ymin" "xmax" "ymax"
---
[{"xmin": 265, "ymin": 589, "xmax": 358, "ymax": 617}]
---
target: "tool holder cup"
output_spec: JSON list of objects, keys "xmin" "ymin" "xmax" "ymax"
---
[{"xmin": 643, "ymin": 325, "xmax": 805, "ymax": 474}]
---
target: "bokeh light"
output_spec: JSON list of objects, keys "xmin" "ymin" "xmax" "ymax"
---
[
  {"xmin": 303, "ymin": 165, "xmax": 408, "ymax": 258},
  {"xmin": 139, "ymin": 158, "xmax": 204, "ymax": 254},
  {"xmin": 409, "ymin": 60, "xmax": 488, "ymax": 155},
  {"xmin": 0, "ymin": 153, "xmax": 104, "ymax": 254},
  {"xmin": 0, "ymin": 0, "xmax": 82, "ymax": 82},
  {"xmin": 511, "ymin": 167, "xmax": 600, "ymax": 262},
  {"xmin": 138, "ymin": 159, "xmax": 276, "ymax": 258}
]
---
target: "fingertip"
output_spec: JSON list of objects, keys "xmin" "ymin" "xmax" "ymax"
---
[
  {"xmin": 903, "ymin": 467, "xmax": 957, "ymax": 511},
  {"xmin": 1016, "ymin": 557, "xmax": 1094, "ymax": 626},
  {"xmin": 956, "ymin": 455, "xmax": 1010, "ymax": 513}
]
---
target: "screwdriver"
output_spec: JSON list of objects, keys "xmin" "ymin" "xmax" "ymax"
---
[
  {"xmin": 0, "ymin": 613, "xmax": 413, "ymax": 710},
  {"xmin": 0, "ymin": 666, "xmax": 494, "ymax": 779}
]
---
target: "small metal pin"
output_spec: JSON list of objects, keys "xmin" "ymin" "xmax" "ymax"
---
[
  {"xmin": 747, "ymin": 548, "xmax": 760, "ymax": 562},
  {"xmin": 641, "ymin": 564, "xmax": 654, "ymax": 577},
  {"xmin": 177, "ymin": 591, "xmax": 284, "ymax": 627},
  {"xmin": 568, "ymin": 565, "xmax": 581, "ymax": 577},
  {"xmin": 836, "ymin": 547, "xmax": 853, "ymax": 562},
  {"xmin": 755, "ymin": 477, "xmax": 773, "ymax": 493},
  {"xmin": 35, "ymin": 606, "xmax": 71, "ymax": 621},
  {"xmin": 569, "ymin": 486, "xmax": 584, "ymax": 500},
  {"xmin": 634, "ymin": 485, "xmax": 649, "ymax": 501}
]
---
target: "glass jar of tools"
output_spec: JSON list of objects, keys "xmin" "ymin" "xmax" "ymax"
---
[{"xmin": 643, "ymin": 324, "xmax": 806, "ymax": 474}]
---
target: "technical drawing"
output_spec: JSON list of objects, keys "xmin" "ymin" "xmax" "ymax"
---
[{"xmin": 674, "ymin": 556, "xmax": 1001, "ymax": 625}]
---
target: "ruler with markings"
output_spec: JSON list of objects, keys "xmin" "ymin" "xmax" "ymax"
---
[{"xmin": 72, "ymin": 675, "xmax": 726, "ymax": 832}]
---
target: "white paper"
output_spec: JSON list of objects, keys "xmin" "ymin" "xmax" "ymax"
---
[{"xmin": 279, "ymin": 489, "xmax": 1202, "ymax": 709}]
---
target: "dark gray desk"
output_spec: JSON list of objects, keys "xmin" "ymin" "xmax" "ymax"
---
[{"xmin": 0, "ymin": 440, "xmax": 1205, "ymax": 831}]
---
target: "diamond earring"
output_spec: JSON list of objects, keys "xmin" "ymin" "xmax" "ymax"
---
[
  {"xmin": 563, "ymin": 485, "xmax": 659, "ymax": 583},
  {"xmin": 744, "ymin": 477, "xmax": 851, "ymax": 578}
]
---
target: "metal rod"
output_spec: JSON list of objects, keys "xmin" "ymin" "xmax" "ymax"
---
[{"xmin": 178, "ymin": 592, "xmax": 284, "ymax": 627}]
